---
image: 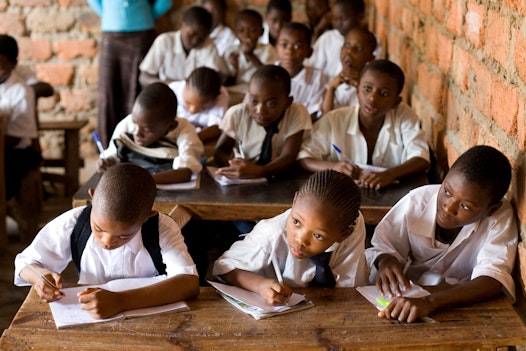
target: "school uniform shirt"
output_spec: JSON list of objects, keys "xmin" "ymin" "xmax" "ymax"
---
[
  {"xmin": 14, "ymin": 206, "xmax": 198, "ymax": 285},
  {"xmin": 223, "ymin": 43, "xmax": 277, "ymax": 85},
  {"xmin": 0, "ymin": 71, "xmax": 37, "ymax": 149},
  {"xmin": 139, "ymin": 30, "xmax": 228, "ymax": 82},
  {"xmin": 103, "ymin": 115, "xmax": 204, "ymax": 174},
  {"xmin": 213, "ymin": 209, "xmax": 368, "ymax": 287},
  {"xmin": 365, "ymin": 185, "xmax": 518, "ymax": 301},
  {"xmin": 285, "ymin": 64, "xmax": 329, "ymax": 116},
  {"xmin": 333, "ymin": 83, "xmax": 358, "ymax": 110},
  {"xmin": 219, "ymin": 102, "xmax": 312, "ymax": 162},
  {"xmin": 168, "ymin": 80, "xmax": 230, "ymax": 132},
  {"xmin": 210, "ymin": 23, "xmax": 238, "ymax": 56},
  {"xmin": 305, "ymin": 29, "xmax": 384, "ymax": 79},
  {"xmin": 298, "ymin": 103, "xmax": 430, "ymax": 168}
]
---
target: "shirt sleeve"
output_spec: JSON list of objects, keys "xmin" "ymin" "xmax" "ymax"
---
[
  {"xmin": 297, "ymin": 111, "xmax": 334, "ymax": 160},
  {"xmin": 171, "ymin": 118, "xmax": 204, "ymax": 174},
  {"xmin": 152, "ymin": 0, "xmax": 172, "ymax": 19},
  {"xmin": 139, "ymin": 33, "xmax": 171, "ymax": 75},
  {"xmin": 158, "ymin": 214, "xmax": 198, "ymax": 277}
]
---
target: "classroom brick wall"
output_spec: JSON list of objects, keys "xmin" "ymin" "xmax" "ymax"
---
[{"xmin": 2, "ymin": 0, "xmax": 526, "ymax": 318}]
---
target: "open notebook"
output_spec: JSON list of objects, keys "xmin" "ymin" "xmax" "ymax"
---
[
  {"xmin": 209, "ymin": 280, "xmax": 313, "ymax": 320},
  {"xmin": 206, "ymin": 166, "xmax": 267, "ymax": 186},
  {"xmin": 49, "ymin": 277, "xmax": 189, "ymax": 329},
  {"xmin": 156, "ymin": 173, "xmax": 201, "ymax": 190}
]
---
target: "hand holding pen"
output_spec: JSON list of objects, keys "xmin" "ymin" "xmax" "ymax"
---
[
  {"xmin": 270, "ymin": 254, "xmax": 292, "ymax": 305},
  {"xmin": 25, "ymin": 264, "xmax": 65, "ymax": 301},
  {"xmin": 331, "ymin": 144, "xmax": 362, "ymax": 179},
  {"xmin": 93, "ymin": 131, "xmax": 116, "ymax": 172}
]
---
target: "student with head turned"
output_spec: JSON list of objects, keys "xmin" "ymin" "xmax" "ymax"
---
[
  {"xmin": 202, "ymin": 0, "xmax": 237, "ymax": 56},
  {"xmin": 0, "ymin": 34, "xmax": 41, "ymax": 201},
  {"xmin": 305, "ymin": 0, "xmax": 331, "ymax": 44},
  {"xmin": 214, "ymin": 64, "xmax": 312, "ymax": 179},
  {"xmin": 321, "ymin": 27, "xmax": 376, "ymax": 115},
  {"xmin": 97, "ymin": 82, "xmax": 204, "ymax": 185},
  {"xmin": 298, "ymin": 59, "xmax": 430, "ymax": 189},
  {"xmin": 365, "ymin": 145, "xmax": 518, "ymax": 323},
  {"xmin": 275, "ymin": 22, "xmax": 329, "ymax": 121},
  {"xmin": 14, "ymin": 163, "xmax": 199, "ymax": 319},
  {"xmin": 213, "ymin": 169, "xmax": 368, "ymax": 305},
  {"xmin": 306, "ymin": 0, "xmax": 384, "ymax": 79},
  {"xmin": 168, "ymin": 67, "xmax": 229, "ymax": 143},
  {"xmin": 260, "ymin": 0, "xmax": 292, "ymax": 47},
  {"xmin": 223, "ymin": 9, "xmax": 278, "ymax": 90},
  {"xmin": 139, "ymin": 5, "xmax": 228, "ymax": 88}
]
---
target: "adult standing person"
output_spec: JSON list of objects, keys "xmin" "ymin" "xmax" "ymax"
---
[{"xmin": 88, "ymin": 0, "xmax": 173, "ymax": 147}]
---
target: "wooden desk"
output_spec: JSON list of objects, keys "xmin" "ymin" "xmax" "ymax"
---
[
  {"xmin": 72, "ymin": 170, "xmax": 427, "ymax": 225},
  {"xmin": 40, "ymin": 120, "xmax": 88, "ymax": 196},
  {"xmin": 2, "ymin": 287, "xmax": 526, "ymax": 350}
]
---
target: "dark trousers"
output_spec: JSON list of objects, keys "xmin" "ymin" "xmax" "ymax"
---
[{"xmin": 5, "ymin": 146, "xmax": 42, "ymax": 200}]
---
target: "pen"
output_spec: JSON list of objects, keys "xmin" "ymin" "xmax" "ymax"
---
[
  {"xmin": 237, "ymin": 140, "xmax": 246, "ymax": 159},
  {"xmin": 26, "ymin": 264, "xmax": 65, "ymax": 296},
  {"xmin": 271, "ymin": 253, "xmax": 283, "ymax": 285},
  {"xmin": 331, "ymin": 144, "xmax": 358, "ymax": 168},
  {"xmin": 92, "ymin": 131, "xmax": 105, "ymax": 156}
]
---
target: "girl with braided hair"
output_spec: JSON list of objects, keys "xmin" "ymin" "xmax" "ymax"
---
[{"xmin": 213, "ymin": 169, "xmax": 367, "ymax": 305}]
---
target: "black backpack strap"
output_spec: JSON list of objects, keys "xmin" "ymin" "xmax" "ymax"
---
[
  {"xmin": 71, "ymin": 205, "xmax": 93, "ymax": 274},
  {"xmin": 141, "ymin": 214, "xmax": 166, "ymax": 275}
]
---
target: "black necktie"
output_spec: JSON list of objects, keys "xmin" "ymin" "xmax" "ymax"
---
[
  {"xmin": 309, "ymin": 252, "xmax": 336, "ymax": 287},
  {"xmin": 257, "ymin": 113, "xmax": 285, "ymax": 166}
]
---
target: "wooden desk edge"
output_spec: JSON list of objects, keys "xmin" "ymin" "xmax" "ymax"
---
[{"xmin": 39, "ymin": 120, "xmax": 88, "ymax": 131}]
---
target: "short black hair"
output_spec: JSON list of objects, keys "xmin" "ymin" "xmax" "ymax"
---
[
  {"xmin": 182, "ymin": 5, "xmax": 213, "ymax": 32},
  {"xmin": 333, "ymin": 0, "xmax": 365, "ymax": 14},
  {"xmin": 266, "ymin": 0, "xmax": 292, "ymax": 15},
  {"xmin": 279, "ymin": 22, "xmax": 312, "ymax": 46},
  {"xmin": 203, "ymin": 0, "xmax": 227, "ymax": 12},
  {"xmin": 450, "ymin": 145, "xmax": 512, "ymax": 204},
  {"xmin": 359, "ymin": 59, "xmax": 405, "ymax": 94},
  {"xmin": 136, "ymin": 82, "xmax": 178, "ymax": 119},
  {"xmin": 251, "ymin": 64, "xmax": 291, "ymax": 95},
  {"xmin": 234, "ymin": 9, "xmax": 263, "ymax": 28},
  {"xmin": 0, "ymin": 34, "xmax": 18, "ymax": 63},
  {"xmin": 187, "ymin": 67, "xmax": 221, "ymax": 98},
  {"xmin": 347, "ymin": 27, "xmax": 377, "ymax": 53}
]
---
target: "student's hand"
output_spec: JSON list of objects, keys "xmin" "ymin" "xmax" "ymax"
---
[
  {"xmin": 357, "ymin": 171, "xmax": 396, "ymax": 190},
  {"xmin": 239, "ymin": 38, "xmax": 257, "ymax": 55},
  {"xmin": 77, "ymin": 287, "xmax": 121, "ymax": 319},
  {"xmin": 378, "ymin": 296, "xmax": 432, "ymax": 323},
  {"xmin": 332, "ymin": 161, "xmax": 362, "ymax": 180},
  {"xmin": 96, "ymin": 156, "xmax": 117, "ymax": 173},
  {"xmin": 32, "ymin": 270, "xmax": 64, "ymax": 302},
  {"xmin": 376, "ymin": 255, "xmax": 411, "ymax": 298},
  {"xmin": 328, "ymin": 74, "xmax": 346, "ymax": 90},
  {"xmin": 256, "ymin": 278, "xmax": 293, "ymax": 305},
  {"xmin": 216, "ymin": 158, "xmax": 264, "ymax": 178},
  {"xmin": 227, "ymin": 51, "xmax": 239, "ymax": 73}
]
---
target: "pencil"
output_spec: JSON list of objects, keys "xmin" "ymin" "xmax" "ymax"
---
[{"xmin": 26, "ymin": 264, "xmax": 65, "ymax": 296}]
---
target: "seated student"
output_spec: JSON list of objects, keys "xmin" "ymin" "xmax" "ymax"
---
[
  {"xmin": 365, "ymin": 145, "xmax": 518, "ymax": 323},
  {"xmin": 97, "ymin": 82, "xmax": 204, "ymax": 185},
  {"xmin": 139, "ymin": 5, "xmax": 228, "ymax": 88},
  {"xmin": 223, "ymin": 9, "xmax": 277, "ymax": 91},
  {"xmin": 214, "ymin": 64, "xmax": 312, "ymax": 180},
  {"xmin": 275, "ymin": 22, "xmax": 329, "ymax": 121},
  {"xmin": 168, "ymin": 67, "xmax": 229, "ymax": 144},
  {"xmin": 298, "ymin": 59, "xmax": 430, "ymax": 189},
  {"xmin": 306, "ymin": 0, "xmax": 384, "ymax": 79},
  {"xmin": 321, "ymin": 27, "xmax": 376, "ymax": 115},
  {"xmin": 305, "ymin": 0, "xmax": 331, "ymax": 45},
  {"xmin": 259, "ymin": 0, "xmax": 292, "ymax": 47},
  {"xmin": 0, "ymin": 34, "xmax": 41, "ymax": 201},
  {"xmin": 202, "ymin": 0, "xmax": 237, "ymax": 56},
  {"xmin": 14, "ymin": 163, "xmax": 199, "ymax": 319},
  {"xmin": 213, "ymin": 169, "xmax": 368, "ymax": 305}
]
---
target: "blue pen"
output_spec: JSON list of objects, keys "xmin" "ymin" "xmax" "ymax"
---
[
  {"xmin": 331, "ymin": 144, "xmax": 358, "ymax": 167},
  {"xmin": 92, "ymin": 131, "xmax": 105, "ymax": 156}
]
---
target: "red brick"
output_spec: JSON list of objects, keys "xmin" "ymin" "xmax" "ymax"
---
[
  {"xmin": 518, "ymin": 95, "xmax": 526, "ymax": 151},
  {"xmin": 436, "ymin": 31, "xmax": 453, "ymax": 76},
  {"xmin": 490, "ymin": 78, "xmax": 518, "ymax": 136},
  {"xmin": 27, "ymin": 9, "xmax": 75, "ymax": 34},
  {"xmin": 0, "ymin": 13, "xmax": 25, "ymax": 36},
  {"xmin": 514, "ymin": 29, "xmax": 526, "ymax": 83},
  {"xmin": 60, "ymin": 89, "xmax": 95, "ymax": 112},
  {"xmin": 54, "ymin": 39, "xmax": 97, "ymax": 61},
  {"xmin": 401, "ymin": 6, "xmax": 415, "ymax": 38},
  {"xmin": 35, "ymin": 63, "xmax": 74, "ymax": 86},
  {"xmin": 78, "ymin": 64, "xmax": 98, "ymax": 87},
  {"xmin": 420, "ymin": 0, "xmax": 432, "ymax": 16},
  {"xmin": 465, "ymin": 0, "xmax": 485, "ymax": 48},
  {"xmin": 446, "ymin": 0, "xmax": 463, "ymax": 36},
  {"xmin": 451, "ymin": 45, "xmax": 470, "ymax": 91},
  {"xmin": 469, "ymin": 61, "xmax": 492, "ymax": 117},
  {"xmin": 516, "ymin": 166, "xmax": 526, "ymax": 222},
  {"xmin": 58, "ymin": 0, "xmax": 85, "ymax": 6},
  {"xmin": 388, "ymin": 0, "xmax": 403, "ymax": 30},
  {"xmin": 423, "ymin": 25, "xmax": 439, "ymax": 64},
  {"xmin": 503, "ymin": 0, "xmax": 526, "ymax": 15},
  {"xmin": 446, "ymin": 89, "xmax": 459, "ymax": 132},
  {"xmin": 432, "ymin": 0, "xmax": 447, "ymax": 23},
  {"xmin": 10, "ymin": 0, "xmax": 52, "ymax": 5},
  {"xmin": 17, "ymin": 38, "xmax": 52, "ymax": 61},
  {"xmin": 486, "ymin": 10, "xmax": 509, "ymax": 67},
  {"xmin": 416, "ymin": 64, "xmax": 444, "ymax": 113},
  {"xmin": 446, "ymin": 145, "xmax": 460, "ymax": 169},
  {"xmin": 376, "ymin": 0, "xmax": 390, "ymax": 19}
]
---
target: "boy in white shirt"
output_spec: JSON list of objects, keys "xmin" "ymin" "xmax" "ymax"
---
[
  {"xmin": 366, "ymin": 145, "xmax": 518, "ymax": 323},
  {"xmin": 203, "ymin": 0, "xmax": 237, "ymax": 56},
  {"xmin": 259, "ymin": 0, "xmax": 292, "ymax": 47},
  {"xmin": 14, "ymin": 163, "xmax": 199, "ymax": 319}
]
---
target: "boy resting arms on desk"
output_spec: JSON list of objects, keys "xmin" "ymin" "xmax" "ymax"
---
[
  {"xmin": 213, "ymin": 170, "xmax": 368, "ymax": 305},
  {"xmin": 365, "ymin": 145, "xmax": 518, "ymax": 323},
  {"xmin": 14, "ymin": 164, "xmax": 199, "ymax": 319}
]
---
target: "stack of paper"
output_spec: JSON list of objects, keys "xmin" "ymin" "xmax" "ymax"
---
[
  {"xmin": 156, "ymin": 173, "xmax": 201, "ymax": 190},
  {"xmin": 209, "ymin": 281, "xmax": 314, "ymax": 320},
  {"xmin": 206, "ymin": 166, "xmax": 267, "ymax": 186}
]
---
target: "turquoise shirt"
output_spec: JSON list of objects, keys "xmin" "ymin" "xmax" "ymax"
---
[{"xmin": 88, "ymin": 0, "xmax": 172, "ymax": 32}]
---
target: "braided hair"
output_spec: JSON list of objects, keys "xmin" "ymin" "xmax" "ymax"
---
[
  {"xmin": 298, "ymin": 170, "xmax": 361, "ymax": 228},
  {"xmin": 187, "ymin": 67, "xmax": 221, "ymax": 99}
]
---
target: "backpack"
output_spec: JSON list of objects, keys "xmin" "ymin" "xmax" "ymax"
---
[{"xmin": 71, "ymin": 205, "xmax": 167, "ymax": 275}]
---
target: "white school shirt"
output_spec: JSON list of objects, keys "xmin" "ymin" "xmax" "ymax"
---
[
  {"xmin": 209, "ymin": 23, "xmax": 237, "ymax": 56},
  {"xmin": 223, "ymin": 43, "xmax": 277, "ymax": 85},
  {"xmin": 139, "ymin": 30, "xmax": 228, "ymax": 82},
  {"xmin": 0, "ymin": 71, "xmax": 37, "ymax": 149},
  {"xmin": 333, "ymin": 83, "xmax": 358, "ymax": 110},
  {"xmin": 14, "ymin": 206, "xmax": 198, "ymax": 285},
  {"xmin": 305, "ymin": 29, "xmax": 384, "ymax": 79},
  {"xmin": 213, "ymin": 209, "xmax": 368, "ymax": 287},
  {"xmin": 298, "ymin": 103, "xmax": 430, "ymax": 168},
  {"xmin": 365, "ymin": 185, "xmax": 518, "ymax": 301},
  {"xmin": 103, "ymin": 115, "xmax": 204, "ymax": 174},
  {"xmin": 168, "ymin": 80, "xmax": 229, "ymax": 131},
  {"xmin": 285, "ymin": 64, "xmax": 329, "ymax": 116},
  {"xmin": 219, "ymin": 102, "xmax": 312, "ymax": 162}
]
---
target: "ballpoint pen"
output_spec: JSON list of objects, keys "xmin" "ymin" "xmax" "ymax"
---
[
  {"xmin": 271, "ymin": 253, "xmax": 283, "ymax": 285},
  {"xmin": 92, "ymin": 131, "xmax": 105, "ymax": 156},
  {"xmin": 331, "ymin": 144, "xmax": 358, "ymax": 168},
  {"xmin": 26, "ymin": 264, "xmax": 65, "ymax": 296}
]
